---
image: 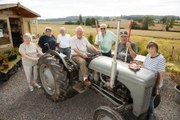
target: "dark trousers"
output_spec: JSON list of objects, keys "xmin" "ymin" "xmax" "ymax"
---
[{"xmin": 102, "ymin": 50, "xmax": 111, "ymax": 57}]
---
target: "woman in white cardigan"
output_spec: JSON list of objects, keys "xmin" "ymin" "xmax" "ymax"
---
[{"xmin": 19, "ymin": 33, "xmax": 43, "ymax": 91}]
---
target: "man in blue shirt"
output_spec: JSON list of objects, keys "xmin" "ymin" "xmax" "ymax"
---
[{"xmin": 38, "ymin": 27, "xmax": 56, "ymax": 53}]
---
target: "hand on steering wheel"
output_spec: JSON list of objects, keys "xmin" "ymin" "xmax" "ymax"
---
[{"xmin": 82, "ymin": 53, "xmax": 88, "ymax": 58}]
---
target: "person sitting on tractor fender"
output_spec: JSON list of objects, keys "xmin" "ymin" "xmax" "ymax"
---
[
  {"xmin": 94, "ymin": 23, "xmax": 117, "ymax": 57},
  {"xmin": 38, "ymin": 27, "xmax": 56, "ymax": 53},
  {"xmin": 71, "ymin": 26, "xmax": 99, "ymax": 87},
  {"xmin": 117, "ymin": 31, "xmax": 137, "ymax": 63},
  {"xmin": 143, "ymin": 41, "xmax": 165, "ymax": 120}
]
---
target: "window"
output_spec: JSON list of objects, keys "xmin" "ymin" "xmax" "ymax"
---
[{"xmin": 0, "ymin": 19, "xmax": 10, "ymax": 45}]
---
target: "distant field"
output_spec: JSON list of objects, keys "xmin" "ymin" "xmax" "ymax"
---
[
  {"xmin": 30, "ymin": 22, "xmax": 180, "ymax": 40},
  {"xmin": 149, "ymin": 23, "xmax": 180, "ymax": 31}
]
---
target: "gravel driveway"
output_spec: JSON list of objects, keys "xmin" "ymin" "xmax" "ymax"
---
[{"xmin": 0, "ymin": 67, "xmax": 179, "ymax": 120}]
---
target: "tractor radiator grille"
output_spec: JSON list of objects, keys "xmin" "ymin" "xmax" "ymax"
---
[{"xmin": 143, "ymin": 87, "xmax": 152, "ymax": 109}]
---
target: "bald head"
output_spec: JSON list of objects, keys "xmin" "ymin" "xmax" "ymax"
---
[
  {"xmin": 75, "ymin": 26, "xmax": 84, "ymax": 39},
  {"xmin": 60, "ymin": 27, "xmax": 66, "ymax": 36},
  {"xmin": 75, "ymin": 26, "xmax": 84, "ymax": 32}
]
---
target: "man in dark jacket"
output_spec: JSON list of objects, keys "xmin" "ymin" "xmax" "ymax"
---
[{"xmin": 38, "ymin": 27, "xmax": 56, "ymax": 53}]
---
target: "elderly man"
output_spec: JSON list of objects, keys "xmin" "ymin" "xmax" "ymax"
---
[
  {"xmin": 71, "ymin": 26, "xmax": 99, "ymax": 89},
  {"xmin": 95, "ymin": 23, "xmax": 117, "ymax": 57},
  {"xmin": 117, "ymin": 31, "xmax": 137, "ymax": 63},
  {"xmin": 57, "ymin": 27, "xmax": 72, "ymax": 58},
  {"xmin": 38, "ymin": 27, "xmax": 56, "ymax": 53}
]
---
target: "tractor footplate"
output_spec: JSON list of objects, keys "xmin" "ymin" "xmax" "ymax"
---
[{"xmin": 72, "ymin": 82, "xmax": 88, "ymax": 93}]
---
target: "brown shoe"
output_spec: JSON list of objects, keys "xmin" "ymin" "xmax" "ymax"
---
[{"xmin": 83, "ymin": 79, "xmax": 91, "ymax": 86}]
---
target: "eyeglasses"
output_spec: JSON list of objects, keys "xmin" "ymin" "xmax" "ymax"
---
[
  {"xmin": 100, "ymin": 28, "xmax": 106, "ymax": 30},
  {"xmin": 46, "ymin": 30, "xmax": 52, "ymax": 33},
  {"xmin": 120, "ymin": 31, "xmax": 128, "ymax": 35}
]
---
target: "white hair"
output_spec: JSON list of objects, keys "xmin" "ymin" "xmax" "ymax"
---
[
  {"xmin": 100, "ymin": 23, "xmax": 107, "ymax": 28},
  {"xmin": 60, "ymin": 27, "xmax": 66, "ymax": 31},
  {"xmin": 75, "ymin": 26, "xmax": 84, "ymax": 32},
  {"xmin": 23, "ymin": 33, "xmax": 32, "ymax": 41},
  {"xmin": 45, "ymin": 27, "xmax": 52, "ymax": 31}
]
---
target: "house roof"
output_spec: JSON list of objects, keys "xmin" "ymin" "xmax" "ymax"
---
[{"xmin": 0, "ymin": 2, "xmax": 40, "ymax": 18}]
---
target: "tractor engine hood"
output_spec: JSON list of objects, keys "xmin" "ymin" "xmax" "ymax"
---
[
  {"xmin": 89, "ymin": 56, "xmax": 156, "ymax": 87},
  {"xmin": 89, "ymin": 56, "xmax": 157, "ymax": 116}
]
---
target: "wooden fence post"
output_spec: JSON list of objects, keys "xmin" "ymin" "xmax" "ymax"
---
[{"xmin": 170, "ymin": 46, "xmax": 175, "ymax": 61}]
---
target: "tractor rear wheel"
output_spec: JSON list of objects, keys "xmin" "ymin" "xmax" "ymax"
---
[
  {"xmin": 38, "ymin": 53, "xmax": 69, "ymax": 102},
  {"xmin": 93, "ymin": 106, "xmax": 125, "ymax": 120}
]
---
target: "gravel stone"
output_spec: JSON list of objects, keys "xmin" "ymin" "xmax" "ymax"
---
[{"xmin": 0, "ymin": 67, "xmax": 179, "ymax": 120}]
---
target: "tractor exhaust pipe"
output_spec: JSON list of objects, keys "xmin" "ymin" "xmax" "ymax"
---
[{"xmin": 110, "ymin": 21, "xmax": 120, "ymax": 88}]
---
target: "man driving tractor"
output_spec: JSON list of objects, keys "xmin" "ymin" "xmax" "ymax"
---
[{"xmin": 71, "ymin": 26, "xmax": 99, "ymax": 91}]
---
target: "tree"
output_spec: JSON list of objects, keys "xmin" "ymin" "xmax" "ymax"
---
[
  {"xmin": 79, "ymin": 14, "xmax": 83, "ymax": 25},
  {"xmin": 85, "ymin": 17, "xmax": 96, "ymax": 26},
  {"xmin": 103, "ymin": 17, "xmax": 111, "ymax": 21},
  {"xmin": 142, "ymin": 16, "xmax": 154, "ymax": 30},
  {"xmin": 160, "ymin": 17, "xmax": 175, "ymax": 31},
  {"xmin": 76, "ymin": 20, "xmax": 80, "ymax": 25},
  {"xmin": 132, "ymin": 21, "xmax": 141, "ymax": 29},
  {"xmin": 160, "ymin": 17, "xmax": 167, "ymax": 24}
]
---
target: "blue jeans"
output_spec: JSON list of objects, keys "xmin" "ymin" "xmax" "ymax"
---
[
  {"xmin": 148, "ymin": 96, "xmax": 155, "ymax": 116},
  {"xmin": 60, "ymin": 47, "xmax": 71, "ymax": 58}
]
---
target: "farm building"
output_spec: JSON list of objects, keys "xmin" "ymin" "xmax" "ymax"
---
[
  {"xmin": 0, "ymin": 2, "xmax": 40, "ymax": 49},
  {"xmin": 0, "ymin": 3, "xmax": 40, "ymax": 81}
]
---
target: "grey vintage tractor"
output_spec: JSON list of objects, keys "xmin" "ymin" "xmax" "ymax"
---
[
  {"xmin": 38, "ymin": 22, "xmax": 160, "ymax": 120},
  {"xmin": 38, "ymin": 50, "xmax": 160, "ymax": 120}
]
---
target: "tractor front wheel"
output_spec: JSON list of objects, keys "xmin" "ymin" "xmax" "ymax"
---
[{"xmin": 93, "ymin": 106, "xmax": 125, "ymax": 120}]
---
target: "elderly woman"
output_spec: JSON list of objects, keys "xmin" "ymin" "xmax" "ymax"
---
[
  {"xmin": 19, "ymin": 33, "xmax": 43, "ymax": 91},
  {"xmin": 143, "ymin": 41, "xmax": 165, "ymax": 120}
]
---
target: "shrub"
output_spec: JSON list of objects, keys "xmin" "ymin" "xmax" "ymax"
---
[{"xmin": 88, "ymin": 34, "xmax": 94, "ymax": 45}]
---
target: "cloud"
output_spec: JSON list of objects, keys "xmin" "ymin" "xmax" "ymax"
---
[{"xmin": 1, "ymin": 0, "xmax": 180, "ymax": 18}]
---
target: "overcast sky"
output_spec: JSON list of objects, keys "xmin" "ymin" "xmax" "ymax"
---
[{"xmin": 1, "ymin": 0, "xmax": 180, "ymax": 19}]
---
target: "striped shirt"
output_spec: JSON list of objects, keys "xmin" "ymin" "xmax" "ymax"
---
[
  {"xmin": 143, "ymin": 54, "xmax": 166, "ymax": 87},
  {"xmin": 143, "ymin": 54, "xmax": 165, "ymax": 72}
]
